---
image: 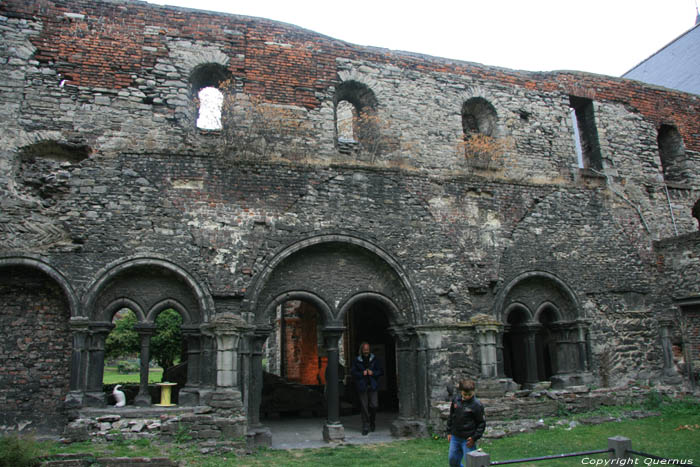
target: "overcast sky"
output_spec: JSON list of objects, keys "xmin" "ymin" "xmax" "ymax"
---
[{"xmin": 146, "ymin": 0, "xmax": 698, "ymax": 77}]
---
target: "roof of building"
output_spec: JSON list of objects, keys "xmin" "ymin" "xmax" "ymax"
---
[{"xmin": 622, "ymin": 16, "xmax": 700, "ymax": 95}]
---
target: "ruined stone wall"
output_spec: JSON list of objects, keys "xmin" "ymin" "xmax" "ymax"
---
[
  {"xmin": 1, "ymin": 0, "xmax": 700, "ymax": 435},
  {"xmin": 0, "ymin": 267, "xmax": 72, "ymax": 432}
]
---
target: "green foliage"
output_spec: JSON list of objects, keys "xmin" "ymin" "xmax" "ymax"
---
[
  {"xmin": 0, "ymin": 435, "xmax": 41, "ymax": 467},
  {"xmin": 103, "ymin": 366, "xmax": 163, "ymax": 384},
  {"xmin": 105, "ymin": 309, "xmax": 139, "ymax": 360},
  {"xmin": 174, "ymin": 423, "xmax": 193, "ymax": 444},
  {"xmin": 150, "ymin": 309, "xmax": 183, "ymax": 371},
  {"xmin": 117, "ymin": 360, "xmax": 139, "ymax": 374},
  {"xmin": 643, "ymin": 389, "xmax": 663, "ymax": 410}
]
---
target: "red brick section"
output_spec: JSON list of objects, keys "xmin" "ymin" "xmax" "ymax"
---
[
  {"xmin": 281, "ymin": 301, "xmax": 326, "ymax": 385},
  {"xmin": 3, "ymin": 0, "xmax": 698, "ymax": 151}
]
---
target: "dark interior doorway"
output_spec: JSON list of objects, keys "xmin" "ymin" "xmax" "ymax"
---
[
  {"xmin": 503, "ymin": 308, "xmax": 529, "ymax": 386},
  {"xmin": 345, "ymin": 298, "xmax": 399, "ymax": 412}
]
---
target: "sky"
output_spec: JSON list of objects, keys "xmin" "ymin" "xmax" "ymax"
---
[{"xmin": 146, "ymin": 0, "xmax": 699, "ymax": 77}]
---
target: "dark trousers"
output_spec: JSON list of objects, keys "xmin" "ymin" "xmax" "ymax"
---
[{"xmin": 358, "ymin": 390, "xmax": 378, "ymax": 429}]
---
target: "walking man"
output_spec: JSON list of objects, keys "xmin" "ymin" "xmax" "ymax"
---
[
  {"xmin": 447, "ymin": 379, "xmax": 486, "ymax": 467},
  {"xmin": 351, "ymin": 342, "xmax": 383, "ymax": 435}
]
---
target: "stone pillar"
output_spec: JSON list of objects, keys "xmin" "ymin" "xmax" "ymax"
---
[
  {"xmin": 65, "ymin": 316, "xmax": 90, "ymax": 408},
  {"xmin": 179, "ymin": 325, "xmax": 202, "ymax": 405},
  {"xmin": 84, "ymin": 322, "xmax": 113, "ymax": 407},
  {"xmin": 133, "ymin": 323, "xmax": 155, "ymax": 406},
  {"xmin": 415, "ymin": 332, "xmax": 429, "ymax": 418},
  {"xmin": 245, "ymin": 327, "xmax": 272, "ymax": 449},
  {"xmin": 659, "ymin": 319, "xmax": 681, "ymax": 380},
  {"xmin": 199, "ymin": 325, "xmax": 216, "ymax": 389},
  {"xmin": 576, "ymin": 320, "xmax": 590, "ymax": 373},
  {"xmin": 496, "ymin": 330, "xmax": 505, "ymax": 378},
  {"xmin": 524, "ymin": 324, "xmax": 540, "ymax": 388},
  {"xmin": 476, "ymin": 324, "xmax": 499, "ymax": 378},
  {"xmin": 389, "ymin": 327, "xmax": 426, "ymax": 438},
  {"xmin": 322, "ymin": 327, "xmax": 345, "ymax": 442},
  {"xmin": 212, "ymin": 313, "xmax": 248, "ymax": 390}
]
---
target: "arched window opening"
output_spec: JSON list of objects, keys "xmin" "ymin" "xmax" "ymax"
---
[
  {"xmin": 190, "ymin": 63, "xmax": 229, "ymax": 131},
  {"xmin": 104, "ymin": 309, "xmax": 146, "ymax": 405},
  {"xmin": 261, "ymin": 299, "xmax": 326, "ymax": 418},
  {"xmin": 461, "ymin": 97, "xmax": 497, "ymax": 137},
  {"xmin": 503, "ymin": 307, "xmax": 529, "ymax": 386},
  {"xmin": 196, "ymin": 87, "xmax": 223, "ymax": 130},
  {"xmin": 569, "ymin": 96, "xmax": 602, "ymax": 170},
  {"xmin": 536, "ymin": 307, "xmax": 558, "ymax": 382},
  {"xmin": 658, "ymin": 124, "xmax": 686, "ymax": 183},
  {"xmin": 153, "ymin": 308, "xmax": 185, "ymax": 391},
  {"xmin": 334, "ymin": 81, "xmax": 379, "ymax": 157}
]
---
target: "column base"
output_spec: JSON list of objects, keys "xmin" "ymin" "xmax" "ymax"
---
[
  {"xmin": 550, "ymin": 372, "xmax": 594, "ymax": 389},
  {"xmin": 323, "ymin": 422, "xmax": 345, "ymax": 442},
  {"xmin": 178, "ymin": 387, "xmax": 200, "ymax": 406},
  {"xmin": 134, "ymin": 392, "xmax": 151, "ymax": 406},
  {"xmin": 245, "ymin": 425, "xmax": 272, "ymax": 452},
  {"xmin": 64, "ymin": 390, "xmax": 85, "ymax": 409},
  {"xmin": 83, "ymin": 391, "xmax": 106, "ymax": 407},
  {"xmin": 390, "ymin": 417, "xmax": 427, "ymax": 437}
]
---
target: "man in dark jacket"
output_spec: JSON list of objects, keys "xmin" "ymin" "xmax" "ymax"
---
[
  {"xmin": 446, "ymin": 379, "xmax": 486, "ymax": 467},
  {"xmin": 351, "ymin": 342, "xmax": 383, "ymax": 435}
]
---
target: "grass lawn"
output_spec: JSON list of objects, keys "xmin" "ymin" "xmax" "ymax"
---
[
  {"xmin": 102, "ymin": 367, "xmax": 163, "ymax": 384},
  {"xmin": 8, "ymin": 398, "xmax": 699, "ymax": 467}
]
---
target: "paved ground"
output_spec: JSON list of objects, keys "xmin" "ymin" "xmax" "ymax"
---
[{"xmin": 266, "ymin": 411, "xmax": 403, "ymax": 449}]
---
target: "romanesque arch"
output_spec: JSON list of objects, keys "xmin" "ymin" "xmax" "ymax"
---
[
  {"xmin": 0, "ymin": 256, "xmax": 76, "ymax": 432},
  {"xmin": 244, "ymin": 234, "xmax": 426, "ymax": 442},
  {"xmin": 496, "ymin": 271, "xmax": 592, "ymax": 389},
  {"xmin": 79, "ymin": 256, "xmax": 214, "ymax": 407}
]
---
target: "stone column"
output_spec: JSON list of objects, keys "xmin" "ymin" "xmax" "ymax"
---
[
  {"xmin": 389, "ymin": 327, "xmax": 426, "ymax": 438},
  {"xmin": 133, "ymin": 323, "xmax": 155, "ymax": 406},
  {"xmin": 576, "ymin": 320, "xmax": 590, "ymax": 373},
  {"xmin": 659, "ymin": 319, "xmax": 680, "ymax": 379},
  {"xmin": 65, "ymin": 316, "xmax": 90, "ymax": 408},
  {"xmin": 212, "ymin": 313, "xmax": 247, "ymax": 390},
  {"xmin": 475, "ymin": 324, "xmax": 499, "ymax": 378},
  {"xmin": 245, "ymin": 327, "xmax": 272, "ymax": 449},
  {"xmin": 199, "ymin": 324, "xmax": 216, "ymax": 390},
  {"xmin": 415, "ymin": 331, "xmax": 429, "ymax": 418},
  {"xmin": 524, "ymin": 324, "xmax": 540, "ymax": 388},
  {"xmin": 496, "ymin": 330, "xmax": 505, "ymax": 378},
  {"xmin": 84, "ymin": 321, "xmax": 113, "ymax": 407},
  {"xmin": 322, "ymin": 326, "xmax": 345, "ymax": 442}
]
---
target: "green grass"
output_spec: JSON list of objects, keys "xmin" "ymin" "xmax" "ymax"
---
[
  {"xmin": 11, "ymin": 399, "xmax": 700, "ymax": 467},
  {"xmin": 102, "ymin": 367, "xmax": 163, "ymax": 384}
]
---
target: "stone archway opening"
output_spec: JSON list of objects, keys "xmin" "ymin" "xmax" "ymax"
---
[
  {"xmin": 344, "ymin": 297, "xmax": 398, "ymax": 414},
  {"xmin": 503, "ymin": 306, "xmax": 530, "ymax": 387},
  {"xmin": 261, "ymin": 299, "xmax": 328, "ymax": 420},
  {"xmin": 535, "ymin": 307, "xmax": 558, "ymax": 382}
]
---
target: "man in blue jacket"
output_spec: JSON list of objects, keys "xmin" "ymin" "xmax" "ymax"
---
[
  {"xmin": 351, "ymin": 342, "xmax": 383, "ymax": 435},
  {"xmin": 447, "ymin": 379, "xmax": 486, "ymax": 467}
]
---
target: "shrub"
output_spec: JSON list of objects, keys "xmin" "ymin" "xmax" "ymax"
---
[{"xmin": 0, "ymin": 435, "xmax": 41, "ymax": 467}]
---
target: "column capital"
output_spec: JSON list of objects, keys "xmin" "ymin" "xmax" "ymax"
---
[
  {"xmin": 133, "ymin": 322, "xmax": 156, "ymax": 335},
  {"xmin": 89, "ymin": 321, "xmax": 114, "ymax": 335},
  {"xmin": 70, "ymin": 316, "xmax": 90, "ymax": 331}
]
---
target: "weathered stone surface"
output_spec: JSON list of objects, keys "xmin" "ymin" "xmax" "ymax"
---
[{"xmin": 0, "ymin": 0, "xmax": 699, "ymax": 440}]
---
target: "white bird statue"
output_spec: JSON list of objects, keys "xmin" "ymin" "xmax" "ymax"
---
[{"xmin": 113, "ymin": 384, "xmax": 126, "ymax": 407}]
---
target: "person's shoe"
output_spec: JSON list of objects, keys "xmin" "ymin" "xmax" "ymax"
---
[
  {"xmin": 362, "ymin": 428, "xmax": 369, "ymax": 435},
  {"xmin": 370, "ymin": 422, "xmax": 375, "ymax": 432}
]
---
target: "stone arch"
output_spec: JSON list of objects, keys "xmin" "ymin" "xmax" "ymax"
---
[
  {"xmin": 244, "ymin": 234, "xmax": 424, "ymax": 443},
  {"xmin": 189, "ymin": 63, "xmax": 229, "ymax": 130},
  {"xmin": 461, "ymin": 96, "xmax": 498, "ymax": 137},
  {"xmin": 84, "ymin": 256, "xmax": 213, "ymax": 323},
  {"xmin": 260, "ymin": 290, "xmax": 334, "ymax": 327},
  {"xmin": 102, "ymin": 297, "xmax": 146, "ymax": 323},
  {"xmin": 146, "ymin": 298, "xmax": 194, "ymax": 325},
  {"xmin": 497, "ymin": 271, "xmax": 591, "ymax": 389},
  {"xmin": 0, "ymin": 255, "xmax": 79, "ymax": 317},
  {"xmin": 247, "ymin": 233, "xmax": 421, "ymax": 326},
  {"xmin": 496, "ymin": 270, "xmax": 581, "ymax": 323},
  {"xmin": 333, "ymin": 80, "xmax": 380, "ymax": 154},
  {"xmin": 0, "ymin": 256, "xmax": 75, "ymax": 432},
  {"xmin": 337, "ymin": 291, "xmax": 403, "ymax": 326}
]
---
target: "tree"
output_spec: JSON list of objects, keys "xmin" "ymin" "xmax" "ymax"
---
[
  {"xmin": 105, "ymin": 309, "xmax": 139, "ymax": 360},
  {"xmin": 150, "ymin": 309, "xmax": 183, "ymax": 371}
]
